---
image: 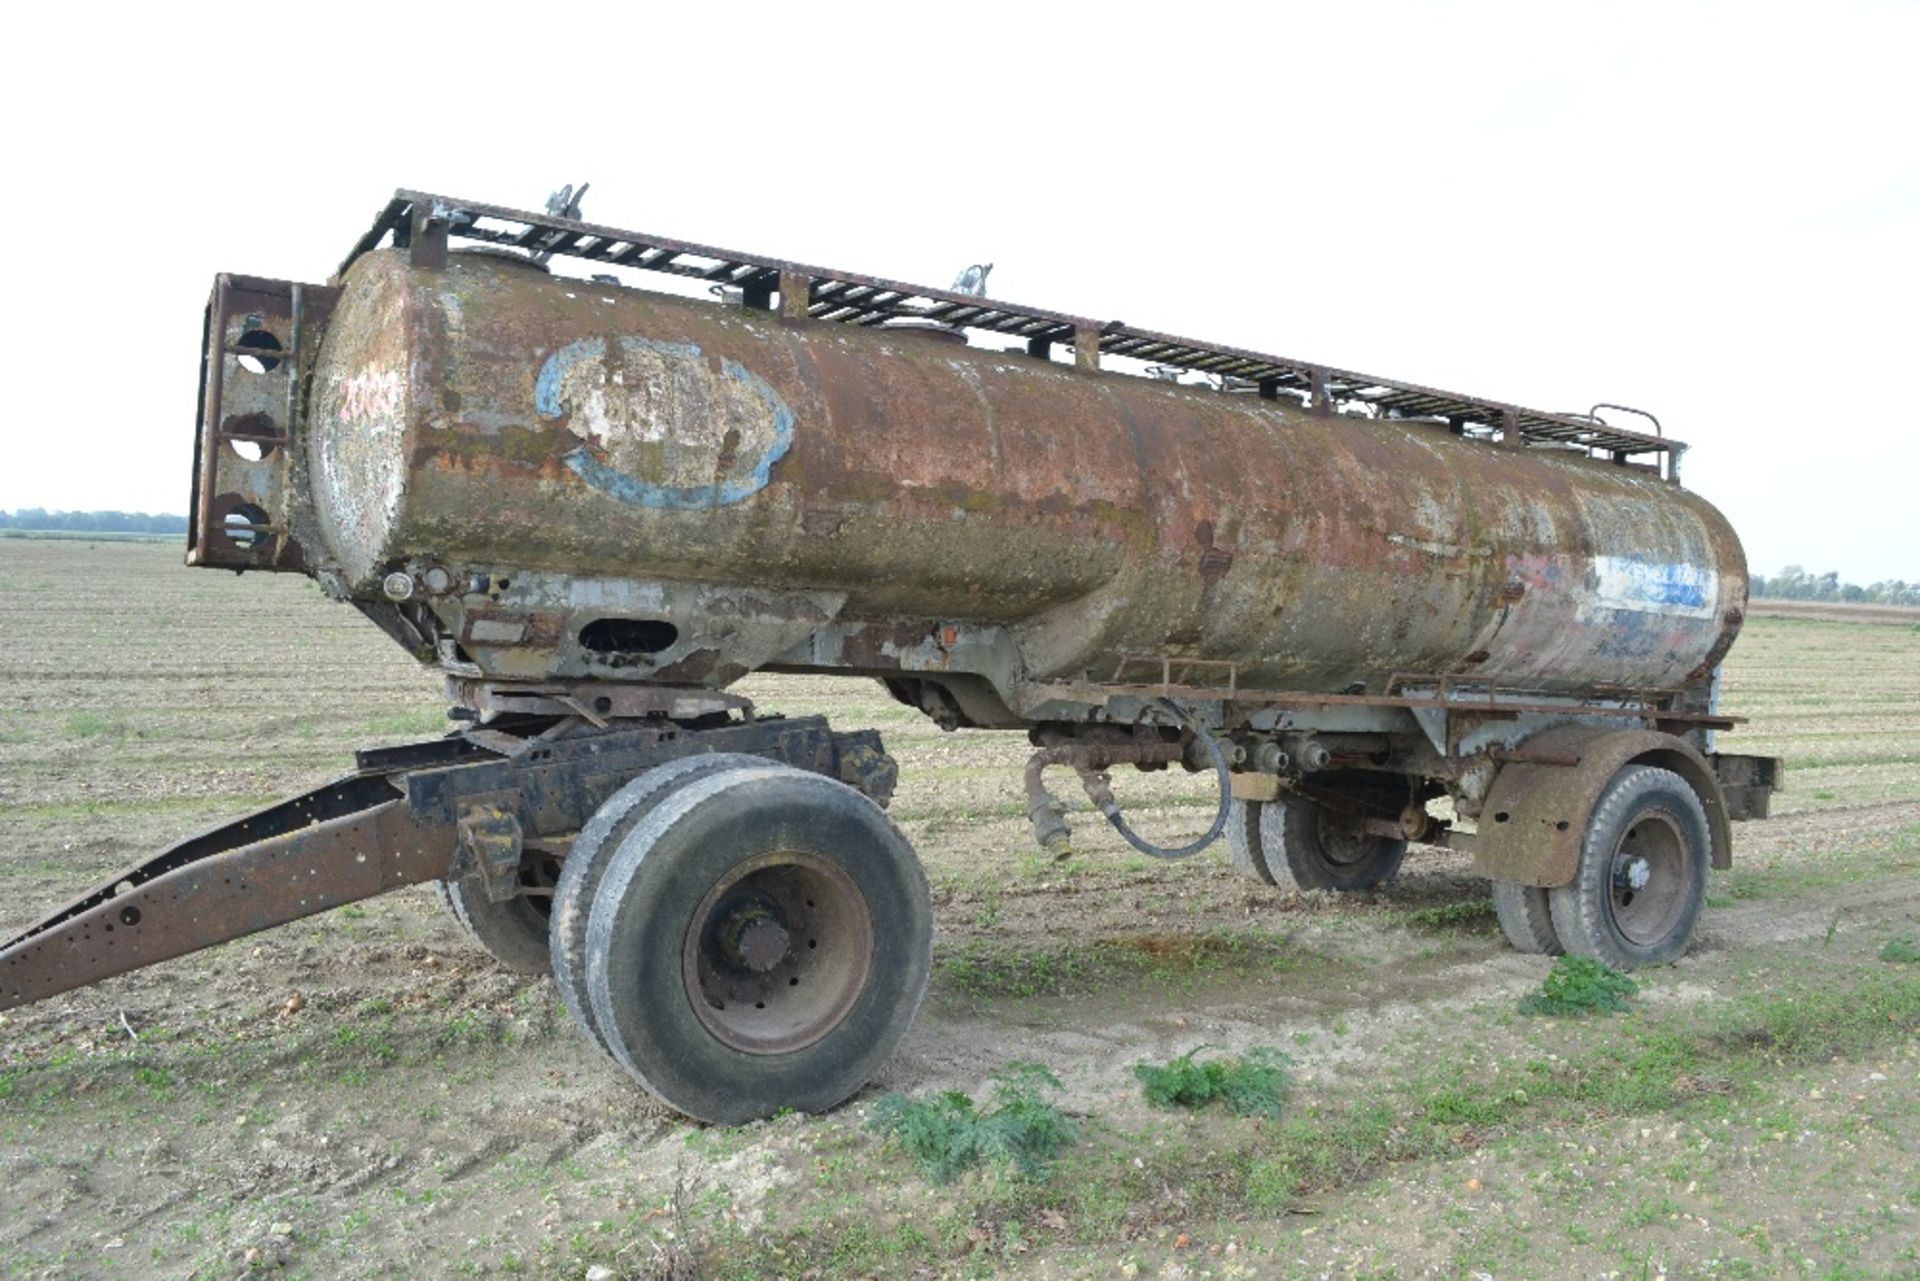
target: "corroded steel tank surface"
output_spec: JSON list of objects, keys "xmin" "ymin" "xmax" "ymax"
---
[{"xmin": 304, "ymin": 249, "xmax": 1746, "ymax": 700}]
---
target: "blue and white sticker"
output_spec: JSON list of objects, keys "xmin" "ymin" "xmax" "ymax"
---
[
  {"xmin": 535, "ymin": 335, "xmax": 793, "ymax": 510},
  {"xmin": 1589, "ymin": 555, "xmax": 1717, "ymax": 619}
]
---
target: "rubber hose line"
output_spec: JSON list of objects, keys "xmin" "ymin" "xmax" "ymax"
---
[{"xmin": 1099, "ymin": 699, "xmax": 1232, "ymax": 860}]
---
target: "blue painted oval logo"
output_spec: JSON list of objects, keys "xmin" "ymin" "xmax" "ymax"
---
[{"xmin": 534, "ymin": 335, "xmax": 794, "ymax": 509}]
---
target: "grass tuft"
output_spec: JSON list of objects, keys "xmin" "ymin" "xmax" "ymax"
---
[
  {"xmin": 65, "ymin": 711, "xmax": 131, "ymax": 740},
  {"xmin": 1398, "ymin": 898, "xmax": 1499, "ymax": 933},
  {"xmin": 1519, "ymin": 955, "xmax": 1638, "ymax": 1017},
  {"xmin": 1134, "ymin": 1046, "xmax": 1293, "ymax": 1118},
  {"xmin": 868, "ymin": 1061, "xmax": 1075, "ymax": 1184},
  {"xmin": 1880, "ymin": 936, "xmax": 1920, "ymax": 964}
]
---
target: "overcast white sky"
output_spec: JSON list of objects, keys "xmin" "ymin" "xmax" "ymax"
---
[{"xmin": 1, "ymin": 2, "xmax": 1912, "ymax": 581}]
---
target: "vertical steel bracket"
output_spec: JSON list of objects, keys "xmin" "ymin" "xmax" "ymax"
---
[
  {"xmin": 188, "ymin": 275, "xmax": 337, "ymax": 573},
  {"xmin": 779, "ymin": 269, "xmax": 812, "ymax": 322},
  {"xmin": 406, "ymin": 201, "xmax": 450, "ymax": 270},
  {"xmin": 1074, "ymin": 324, "xmax": 1103, "ymax": 371}
]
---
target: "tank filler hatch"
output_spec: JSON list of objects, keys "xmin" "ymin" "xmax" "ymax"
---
[{"xmin": 339, "ymin": 189, "xmax": 1683, "ymax": 477}]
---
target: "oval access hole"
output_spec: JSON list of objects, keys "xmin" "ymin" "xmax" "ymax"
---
[
  {"xmin": 223, "ymin": 512, "xmax": 253, "ymax": 548},
  {"xmin": 223, "ymin": 412, "xmax": 279, "ymax": 460},
  {"xmin": 223, "ymin": 503, "xmax": 271, "ymax": 552},
  {"xmin": 235, "ymin": 329, "xmax": 284, "ymax": 373},
  {"xmin": 579, "ymin": 618, "xmax": 679, "ymax": 655}
]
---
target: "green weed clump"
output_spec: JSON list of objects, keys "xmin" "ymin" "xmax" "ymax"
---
[
  {"xmin": 1400, "ymin": 899, "xmax": 1499, "ymax": 933},
  {"xmin": 65, "ymin": 711, "xmax": 130, "ymax": 740},
  {"xmin": 1519, "ymin": 955, "xmax": 1638, "ymax": 1017},
  {"xmin": 1134, "ymin": 1046, "xmax": 1293, "ymax": 1118},
  {"xmin": 1880, "ymin": 936, "xmax": 1920, "ymax": 964},
  {"xmin": 868, "ymin": 1061, "xmax": 1075, "ymax": 1184}
]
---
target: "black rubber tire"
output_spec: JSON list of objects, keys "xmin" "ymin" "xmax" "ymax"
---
[
  {"xmin": 435, "ymin": 874, "xmax": 553, "ymax": 975},
  {"xmin": 1491, "ymin": 880, "xmax": 1563, "ymax": 955},
  {"xmin": 1223, "ymin": 799, "xmax": 1280, "ymax": 885},
  {"xmin": 1259, "ymin": 793, "xmax": 1407, "ymax": 892},
  {"xmin": 1547, "ymin": 765, "xmax": 1710, "ymax": 969},
  {"xmin": 550, "ymin": 752, "xmax": 789, "ymax": 1054},
  {"xmin": 585, "ymin": 764, "xmax": 932, "ymax": 1124}
]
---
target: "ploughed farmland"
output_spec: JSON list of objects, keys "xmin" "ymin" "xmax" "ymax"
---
[{"xmin": 2, "ymin": 537, "xmax": 1917, "ymax": 1279}]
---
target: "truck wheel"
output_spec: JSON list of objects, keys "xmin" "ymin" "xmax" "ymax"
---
[
  {"xmin": 1224, "ymin": 799, "xmax": 1281, "ymax": 885},
  {"xmin": 585, "ymin": 764, "xmax": 932, "ymax": 1124},
  {"xmin": 1261, "ymin": 793, "xmax": 1406, "ymax": 892},
  {"xmin": 435, "ymin": 849, "xmax": 562, "ymax": 975},
  {"xmin": 1491, "ymin": 880, "xmax": 1562, "ymax": 955},
  {"xmin": 1548, "ymin": 765, "xmax": 1709, "ymax": 969},
  {"xmin": 550, "ymin": 753, "xmax": 789, "ymax": 1054},
  {"xmin": 587, "ymin": 760, "xmax": 933, "ymax": 1121}
]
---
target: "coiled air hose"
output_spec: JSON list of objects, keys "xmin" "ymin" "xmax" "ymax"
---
[
  {"xmin": 1024, "ymin": 700, "xmax": 1233, "ymax": 861},
  {"xmin": 1096, "ymin": 700, "xmax": 1232, "ymax": 860}
]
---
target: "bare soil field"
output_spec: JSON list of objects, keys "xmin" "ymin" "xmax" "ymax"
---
[
  {"xmin": 1747, "ymin": 599, "xmax": 1920, "ymax": 627},
  {"xmin": 2, "ymin": 539, "xmax": 1917, "ymax": 1280}
]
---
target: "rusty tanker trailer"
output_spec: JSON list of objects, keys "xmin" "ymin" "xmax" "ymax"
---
[{"xmin": 0, "ymin": 191, "xmax": 1781, "ymax": 1122}]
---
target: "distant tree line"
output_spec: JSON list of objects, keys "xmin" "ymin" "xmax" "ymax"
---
[
  {"xmin": 0, "ymin": 509, "xmax": 188, "ymax": 534},
  {"xmin": 1753, "ymin": 566, "xmax": 1920, "ymax": 606}
]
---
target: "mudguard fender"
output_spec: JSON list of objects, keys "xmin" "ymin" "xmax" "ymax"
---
[{"xmin": 1472, "ymin": 726, "xmax": 1732, "ymax": 888}]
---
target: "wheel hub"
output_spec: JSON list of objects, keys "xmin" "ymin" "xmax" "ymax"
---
[
  {"xmin": 683, "ymin": 852, "xmax": 874, "ymax": 1055},
  {"xmin": 717, "ymin": 903, "xmax": 792, "ymax": 973},
  {"xmin": 1609, "ymin": 812, "xmax": 1688, "ymax": 946},
  {"xmin": 1314, "ymin": 809, "xmax": 1377, "ymax": 868}
]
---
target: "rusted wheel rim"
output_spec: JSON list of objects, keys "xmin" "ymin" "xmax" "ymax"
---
[
  {"xmin": 1314, "ymin": 809, "xmax": 1376, "ymax": 867},
  {"xmin": 683, "ymin": 852, "xmax": 874, "ymax": 1054},
  {"xmin": 1609, "ymin": 810, "xmax": 1688, "ymax": 946}
]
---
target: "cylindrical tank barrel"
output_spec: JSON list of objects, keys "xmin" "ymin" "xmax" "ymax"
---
[{"xmin": 306, "ymin": 250, "xmax": 1746, "ymax": 697}]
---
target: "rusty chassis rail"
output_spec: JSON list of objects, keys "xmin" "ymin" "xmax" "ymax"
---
[
  {"xmin": 1024, "ymin": 679, "xmax": 1742, "ymax": 731},
  {"xmin": 0, "ymin": 715, "xmax": 894, "ymax": 1012}
]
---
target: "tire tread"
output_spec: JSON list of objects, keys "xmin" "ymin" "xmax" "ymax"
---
[
  {"xmin": 1547, "ymin": 764, "xmax": 1708, "ymax": 969},
  {"xmin": 550, "ymin": 752, "xmax": 790, "ymax": 1054},
  {"xmin": 1491, "ymin": 880, "xmax": 1562, "ymax": 955},
  {"xmin": 436, "ymin": 875, "xmax": 551, "ymax": 975},
  {"xmin": 584, "ymin": 765, "xmax": 932, "ymax": 1123},
  {"xmin": 1263, "ymin": 794, "xmax": 1406, "ymax": 892},
  {"xmin": 1223, "ymin": 799, "xmax": 1278, "ymax": 885}
]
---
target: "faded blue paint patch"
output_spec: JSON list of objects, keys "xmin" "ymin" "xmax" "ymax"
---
[
  {"xmin": 1591, "ymin": 555, "xmax": 1714, "ymax": 617},
  {"xmin": 561, "ymin": 444, "xmax": 785, "ymax": 511},
  {"xmin": 1637, "ymin": 565, "xmax": 1708, "ymax": 608},
  {"xmin": 1589, "ymin": 608, "xmax": 1664, "ymax": 660},
  {"xmin": 536, "ymin": 336, "xmax": 793, "ymax": 510},
  {"xmin": 534, "ymin": 337, "xmax": 599, "ymax": 418}
]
